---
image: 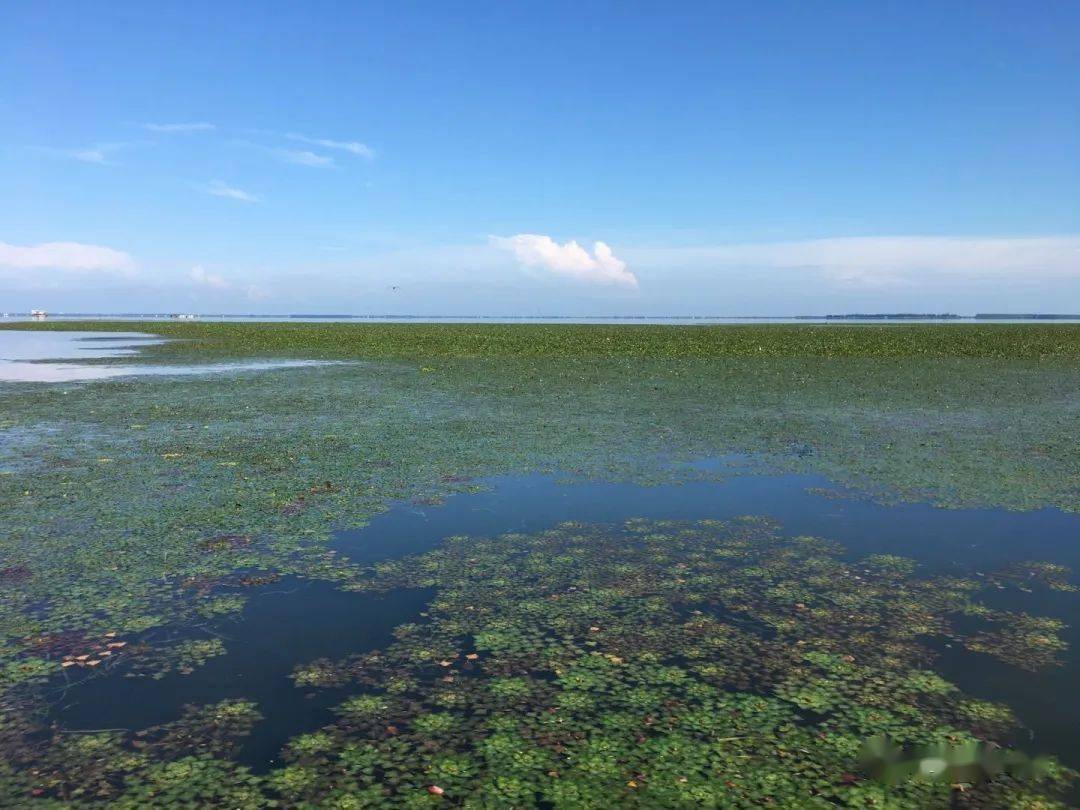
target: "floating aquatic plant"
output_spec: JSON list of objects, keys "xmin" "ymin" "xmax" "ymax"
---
[
  {"xmin": 2, "ymin": 322, "xmax": 1079, "ymax": 805},
  {"xmin": 125, "ymin": 637, "xmax": 227, "ymax": 679},
  {"xmin": 258, "ymin": 520, "xmax": 1078, "ymax": 806}
]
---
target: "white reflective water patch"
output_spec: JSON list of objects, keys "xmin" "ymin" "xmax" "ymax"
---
[
  {"xmin": 0, "ymin": 331, "xmax": 337, "ymax": 382},
  {"xmin": 0, "ymin": 359, "xmax": 338, "ymax": 382},
  {"xmin": 0, "ymin": 331, "xmax": 164, "ymax": 362}
]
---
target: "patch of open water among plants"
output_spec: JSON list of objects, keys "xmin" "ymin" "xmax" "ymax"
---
[
  {"xmin": 52, "ymin": 579, "xmax": 434, "ymax": 772},
  {"xmin": 40, "ymin": 468, "xmax": 1080, "ymax": 807}
]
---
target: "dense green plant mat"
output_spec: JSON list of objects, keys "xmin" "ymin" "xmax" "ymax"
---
[
  {"xmin": 1, "ymin": 323, "xmax": 1079, "ymax": 805},
  {"xmin": 2, "ymin": 518, "xmax": 1076, "ymax": 806},
  {"xmin": 4, "ymin": 319, "xmax": 1080, "ymax": 360},
  {"xmin": 286, "ymin": 517, "xmax": 1076, "ymax": 808}
]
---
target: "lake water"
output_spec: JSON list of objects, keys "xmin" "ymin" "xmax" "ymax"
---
[
  {"xmin": 56, "ymin": 466, "xmax": 1080, "ymax": 779},
  {"xmin": 8, "ymin": 326, "xmax": 1076, "ymax": 805},
  {"xmin": 0, "ymin": 330, "xmax": 336, "ymax": 382}
]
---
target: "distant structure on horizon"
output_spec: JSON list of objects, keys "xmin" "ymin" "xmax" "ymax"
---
[{"xmin": 31, "ymin": 309, "xmax": 46, "ymax": 320}]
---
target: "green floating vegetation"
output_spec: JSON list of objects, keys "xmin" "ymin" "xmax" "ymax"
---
[
  {"xmin": 1, "ymin": 323, "xmax": 1078, "ymax": 805},
  {"xmin": 275, "ymin": 518, "xmax": 1076, "ymax": 807},
  {"xmin": 5, "ymin": 319, "xmax": 1079, "ymax": 360},
  {"xmin": 0, "ymin": 333, "xmax": 1076, "ymax": 671},
  {"xmin": 4, "ymin": 518, "xmax": 1074, "ymax": 807}
]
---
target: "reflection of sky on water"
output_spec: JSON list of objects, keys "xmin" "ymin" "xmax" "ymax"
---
[
  {"xmin": 1, "ymin": 330, "xmax": 164, "ymax": 360},
  {"xmin": 59, "ymin": 468, "xmax": 1080, "ymax": 772},
  {"xmin": 0, "ymin": 330, "xmax": 335, "ymax": 382}
]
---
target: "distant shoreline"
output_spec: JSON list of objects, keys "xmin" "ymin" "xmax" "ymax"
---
[{"xmin": 2, "ymin": 312, "xmax": 1079, "ymax": 324}]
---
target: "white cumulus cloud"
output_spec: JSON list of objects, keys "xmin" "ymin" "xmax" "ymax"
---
[
  {"xmin": 0, "ymin": 241, "xmax": 136, "ymax": 274},
  {"xmin": 491, "ymin": 234, "xmax": 638, "ymax": 289},
  {"xmin": 204, "ymin": 180, "xmax": 261, "ymax": 203}
]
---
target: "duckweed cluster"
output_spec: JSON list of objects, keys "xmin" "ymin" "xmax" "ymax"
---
[{"xmin": 2, "ymin": 518, "xmax": 1075, "ymax": 806}]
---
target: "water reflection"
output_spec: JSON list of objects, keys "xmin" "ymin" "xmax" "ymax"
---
[
  {"xmin": 54, "ymin": 578, "xmax": 433, "ymax": 770},
  {"xmin": 0, "ymin": 330, "xmax": 336, "ymax": 382},
  {"xmin": 57, "ymin": 467, "xmax": 1080, "ymax": 772}
]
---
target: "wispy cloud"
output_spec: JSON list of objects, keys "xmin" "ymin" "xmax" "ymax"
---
[
  {"xmin": 625, "ymin": 236, "xmax": 1080, "ymax": 288},
  {"xmin": 204, "ymin": 180, "xmax": 261, "ymax": 203},
  {"xmin": 39, "ymin": 143, "xmax": 131, "ymax": 165},
  {"xmin": 492, "ymin": 234, "xmax": 638, "ymax": 289},
  {"xmin": 246, "ymin": 284, "xmax": 272, "ymax": 301},
  {"xmin": 143, "ymin": 122, "xmax": 216, "ymax": 133},
  {"xmin": 286, "ymin": 133, "xmax": 375, "ymax": 160},
  {"xmin": 67, "ymin": 148, "xmax": 108, "ymax": 164},
  {"xmin": 189, "ymin": 265, "xmax": 272, "ymax": 300},
  {"xmin": 189, "ymin": 265, "xmax": 230, "ymax": 290},
  {"xmin": 275, "ymin": 148, "xmax": 336, "ymax": 168},
  {"xmin": 0, "ymin": 240, "xmax": 136, "ymax": 274}
]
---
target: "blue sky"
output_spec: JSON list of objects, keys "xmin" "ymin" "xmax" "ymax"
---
[{"xmin": 2, "ymin": 1, "xmax": 1078, "ymax": 315}]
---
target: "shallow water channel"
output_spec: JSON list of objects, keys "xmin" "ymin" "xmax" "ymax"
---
[{"xmin": 53, "ymin": 465, "xmax": 1080, "ymax": 776}]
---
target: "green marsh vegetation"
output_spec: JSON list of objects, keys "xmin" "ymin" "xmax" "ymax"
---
[{"xmin": 1, "ymin": 322, "xmax": 1079, "ymax": 806}]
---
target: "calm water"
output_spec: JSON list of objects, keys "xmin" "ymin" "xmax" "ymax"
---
[
  {"xmin": 0, "ymin": 330, "xmax": 164, "ymax": 358},
  {"xmin": 0, "ymin": 330, "xmax": 337, "ymax": 382},
  {"xmin": 52, "ymin": 581, "xmax": 433, "ymax": 770},
  {"xmin": 57, "ymin": 467, "xmax": 1080, "ymax": 773}
]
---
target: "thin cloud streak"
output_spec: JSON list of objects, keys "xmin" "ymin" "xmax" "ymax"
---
[
  {"xmin": 38, "ymin": 143, "xmax": 132, "ymax": 165},
  {"xmin": 66, "ymin": 148, "xmax": 107, "ymax": 164},
  {"xmin": 204, "ymin": 180, "xmax": 261, "ymax": 203},
  {"xmin": 143, "ymin": 122, "xmax": 216, "ymax": 132},
  {"xmin": 285, "ymin": 133, "xmax": 375, "ymax": 159},
  {"xmin": 275, "ymin": 149, "xmax": 336, "ymax": 168}
]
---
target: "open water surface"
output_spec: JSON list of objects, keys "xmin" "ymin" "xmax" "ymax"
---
[{"xmin": 56, "ymin": 467, "xmax": 1080, "ymax": 773}]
